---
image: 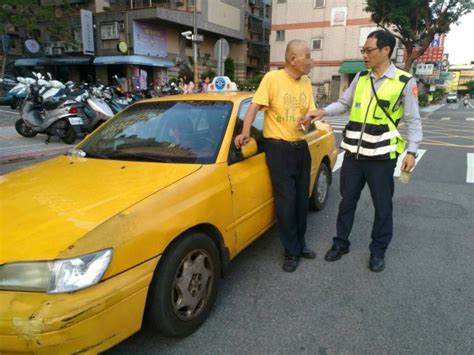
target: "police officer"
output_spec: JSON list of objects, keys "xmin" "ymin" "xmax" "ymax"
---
[{"xmin": 305, "ymin": 30, "xmax": 423, "ymax": 272}]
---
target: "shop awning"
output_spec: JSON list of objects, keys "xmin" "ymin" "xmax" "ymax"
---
[
  {"xmin": 338, "ymin": 60, "xmax": 366, "ymax": 74},
  {"xmin": 93, "ymin": 55, "xmax": 174, "ymax": 67},
  {"xmin": 15, "ymin": 57, "xmax": 94, "ymax": 66}
]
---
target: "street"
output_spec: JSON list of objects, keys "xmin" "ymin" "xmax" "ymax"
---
[{"xmin": 1, "ymin": 102, "xmax": 473, "ymax": 353}]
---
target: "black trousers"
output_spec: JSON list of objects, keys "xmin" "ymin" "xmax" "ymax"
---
[
  {"xmin": 264, "ymin": 139, "xmax": 311, "ymax": 257},
  {"xmin": 334, "ymin": 153, "xmax": 396, "ymax": 258}
]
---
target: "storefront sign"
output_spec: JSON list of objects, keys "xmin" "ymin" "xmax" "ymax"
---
[
  {"xmin": 81, "ymin": 10, "xmax": 95, "ymax": 55},
  {"xmin": 133, "ymin": 21, "xmax": 167, "ymax": 57}
]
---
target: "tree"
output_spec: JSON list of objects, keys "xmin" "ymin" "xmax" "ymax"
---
[
  {"xmin": 365, "ymin": 0, "xmax": 472, "ymax": 71},
  {"xmin": 0, "ymin": 0, "xmax": 73, "ymax": 78},
  {"xmin": 224, "ymin": 57, "xmax": 235, "ymax": 81},
  {"xmin": 465, "ymin": 80, "xmax": 474, "ymax": 95}
]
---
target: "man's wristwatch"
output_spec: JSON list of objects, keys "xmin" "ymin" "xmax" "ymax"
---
[{"xmin": 407, "ymin": 151, "xmax": 418, "ymax": 158}]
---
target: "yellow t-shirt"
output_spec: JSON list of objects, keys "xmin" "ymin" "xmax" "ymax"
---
[{"xmin": 252, "ymin": 69, "xmax": 316, "ymax": 141}]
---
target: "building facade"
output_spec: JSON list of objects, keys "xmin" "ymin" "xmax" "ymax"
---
[
  {"xmin": 270, "ymin": 0, "xmax": 384, "ymax": 104},
  {"xmin": 7, "ymin": 0, "xmax": 271, "ymax": 89}
]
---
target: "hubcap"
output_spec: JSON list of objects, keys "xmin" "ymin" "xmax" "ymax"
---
[
  {"xmin": 317, "ymin": 170, "xmax": 328, "ymax": 203},
  {"xmin": 172, "ymin": 249, "xmax": 214, "ymax": 321}
]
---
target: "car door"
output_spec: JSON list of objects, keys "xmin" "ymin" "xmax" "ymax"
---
[{"xmin": 227, "ymin": 100, "xmax": 274, "ymax": 252}]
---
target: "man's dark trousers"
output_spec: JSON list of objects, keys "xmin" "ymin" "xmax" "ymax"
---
[
  {"xmin": 334, "ymin": 153, "xmax": 396, "ymax": 257},
  {"xmin": 264, "ymin": 139, "xmax": 311, "ymax": 257}
]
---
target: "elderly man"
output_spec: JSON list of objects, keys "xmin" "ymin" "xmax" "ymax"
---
[{"xmin": 235, "ymin": 40, "xmax": 318, "ymax": 272}]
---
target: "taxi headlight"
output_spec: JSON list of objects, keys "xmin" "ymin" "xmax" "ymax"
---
[{"xmin": 0, "ymin": 249, "xmax": 112, "ymax": 293}]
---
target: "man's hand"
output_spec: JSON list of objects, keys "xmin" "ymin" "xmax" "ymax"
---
[
  {"xmin": 234, "ymin": 133, "xmax": 250, "ymax": 149},
  {"xmin": 401, "ymin": 153, "xmax": 416, "ymax": 172},
  {"xmin": 298, "ymin": 109, "xmax": 326, "ymax": 129}
]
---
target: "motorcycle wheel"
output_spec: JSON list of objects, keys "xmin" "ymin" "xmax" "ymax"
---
[
  {"xmin": 61, "ymin": 122, "xmax": 77, "ymax": 144},
  {"xmin": 10, "ymin": 97, "xmax": 20, "ymax": 110},
  {"xmin": 15, "ymin": 119, "xmax": 37, "ymax": 138}
]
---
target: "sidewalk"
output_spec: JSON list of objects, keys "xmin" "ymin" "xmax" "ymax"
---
[{"xmin": 0, "ymin": 126, "xmax": 73, "ymax": 163}]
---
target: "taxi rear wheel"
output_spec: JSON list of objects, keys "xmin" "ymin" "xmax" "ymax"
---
[
  {"xmin": 146, "ymin": 232, "xmax": 220, "ymax": 337},
  {"xmin": 309, "ymin": 163, "xmax": 330, "ymax": 211}
]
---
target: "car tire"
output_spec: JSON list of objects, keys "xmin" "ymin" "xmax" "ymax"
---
[
  {"xmin": 309, "ymin": 162, "xmax": 330, "ymax": 211},
  {"xmin": 146, "ymin": 232, "xmax": 220, "ymax": 337},
  {"xmin": 15, "ymin": 119, "xmax": 37, "ymax": 138},
  {"xmin": 61, "ymin": 122, "xmax": 77, "ymax": 144}
]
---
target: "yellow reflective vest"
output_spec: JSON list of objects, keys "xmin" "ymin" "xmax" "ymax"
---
[{"xmin": 340, "ymin": 68, "xmax": 412, "ymax": 160}]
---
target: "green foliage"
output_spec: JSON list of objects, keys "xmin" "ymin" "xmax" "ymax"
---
[
  {"xmin": 465, "ymin": 80, "xmax": 474, "ymax": 95},
  {"xmin": 224, "ymin": 58, "xmax": 235, "ymax": 81},
  {"xmin": 418, "ymin": 93, "xmax": 429, "ymax": 107},
  {"xmin": 364, "ymin": 0, "xmax": 472, "ymax": 70},
  {"xmin": 235, "ymin": 73, "xmax": 265, "ymax": 91},
  {"xmin": 432, "ymin": 86, "xmax": 446, "ymax": 102}
]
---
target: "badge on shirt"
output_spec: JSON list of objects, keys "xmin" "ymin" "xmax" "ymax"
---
[{"xmin": 412, "ymin": 85, "xmax": 418, "ymax": 97}]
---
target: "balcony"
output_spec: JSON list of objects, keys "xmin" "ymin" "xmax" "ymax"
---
[{"xmin": 107, "ymin": 0, "xmax": 200, "ymax": 12}]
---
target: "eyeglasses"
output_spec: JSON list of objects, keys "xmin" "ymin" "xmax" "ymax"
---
[{"xmin": 360, "ymin": 47, "xmax": 379, "ymax": 55}]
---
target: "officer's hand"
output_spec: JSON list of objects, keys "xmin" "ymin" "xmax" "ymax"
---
[
  {"xmin": 234, "ymin": 133, "xmax": 250, "ymax": 149},
  {"xmin": 401, "ymin": 154, "xmax": 416, "ymax": 172}
]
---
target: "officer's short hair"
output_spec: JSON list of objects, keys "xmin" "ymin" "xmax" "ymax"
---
[{"xmin": 367, "ymin": 30, "xmax": 396, "ymax": 58}]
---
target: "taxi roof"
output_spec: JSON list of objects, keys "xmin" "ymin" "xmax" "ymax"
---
[{"xmin": 142, "ymin": 91, "xmax": 255, "ymax": 103}]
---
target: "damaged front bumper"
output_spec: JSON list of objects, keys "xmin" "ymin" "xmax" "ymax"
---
[{"xmin": 0, "ymin": 256, "xmax": 159, "ymax": 354}]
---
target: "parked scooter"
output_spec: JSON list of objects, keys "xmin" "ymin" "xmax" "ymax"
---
[
  {"xmin": 15, "ymin": 73, "xmax": 85, "ymax": 144},
  {"xmin": 76, "ymin": 83, "xmax": 114, "ymax": 132}
]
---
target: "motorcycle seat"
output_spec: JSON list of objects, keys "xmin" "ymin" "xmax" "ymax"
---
[{"xmin": 43, "ymin": 100, "xmax": 64, "ymax": 110}]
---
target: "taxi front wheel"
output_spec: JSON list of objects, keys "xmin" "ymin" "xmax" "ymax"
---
[
  {"xmin": 309, "ymin": 163, "xmax": 330, "ymax": 211},
  {"xmin": 145, "ymin": 232, "xmax": 220, "ymax": 337}
]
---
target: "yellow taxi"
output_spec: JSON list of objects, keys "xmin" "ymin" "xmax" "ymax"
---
[{"xmin": 0, "ymin": 77, "xmax": 338, "ymax": 353}]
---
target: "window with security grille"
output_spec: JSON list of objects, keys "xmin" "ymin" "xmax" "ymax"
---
[
  {"xmin": 314, "ymin": 0, "xmax": 325, "ymax": 8},
  {"xmin": 276, "ymin": 30, "xmax": 285, "ymax": 42},
  {"xmin": 312, "ymin": 38, "xmax": 323, "ymax": 50},
  {"xmin": 101, "ymin": 23, "xmax": 119, "ymax": 40}
]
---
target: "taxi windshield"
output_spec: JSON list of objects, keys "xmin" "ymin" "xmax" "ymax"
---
[{"xmin": 79, "ymin": 100, "xmax": 233, "ymax": 164}]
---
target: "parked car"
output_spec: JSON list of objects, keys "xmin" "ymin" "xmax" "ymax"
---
[
  {"xmin": 446, "ymin": 92, "xmax": 458, "ymax": 103},
  {"xmin": 0, "ymin": 78, "xmax": 338, "ymax": 353}
]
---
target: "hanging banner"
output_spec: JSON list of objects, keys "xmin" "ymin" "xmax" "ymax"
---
[
  {"xmin": 81, "ymin": 9, "xmax": 95, "ymax": 55},
  {"xmin": 133, "ymin": 21, "xmax": 167, "ymax": 57}
]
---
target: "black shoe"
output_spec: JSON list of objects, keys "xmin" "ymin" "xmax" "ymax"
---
[
  {"xmin": 300, "ymin": 247, "xmax": 316, "ymax": 259},
  {"xmin": 282, "ymin": 256, "xmax": 300, "ymax": 272},
  {"xmin": 324, "ymin": 244, "xmax": 350, "ymax": 262},
  {"xmin": 369, "ymin": 255, "xmax": 385, "ymax": 272}
]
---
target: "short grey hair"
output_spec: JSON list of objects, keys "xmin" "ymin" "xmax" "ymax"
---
[{"xmin": 285, "ymin": 40, "xmax": 307, "ymax": 63}]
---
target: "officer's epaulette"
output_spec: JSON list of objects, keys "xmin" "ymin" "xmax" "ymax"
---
[{"xmin": 399, "ymin": 74, "xmax": 411, "ymax": 83}]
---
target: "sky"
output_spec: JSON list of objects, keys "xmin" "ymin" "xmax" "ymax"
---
[{"xmin": 444, "ymin": 11, "xmax": 474, "ymax": 65}]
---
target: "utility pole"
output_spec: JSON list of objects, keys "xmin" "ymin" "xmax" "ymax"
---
[{"xmin": 192, "ymin": 2, "xmax": 199, "ymax": 88}]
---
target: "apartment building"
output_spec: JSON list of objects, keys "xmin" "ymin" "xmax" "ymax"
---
[
  {"xmin": 270, "ymin": 0, "xmax": 380, "ymax": 103},
  {"xmin": 9, "ymin": 0, "xmax": 271, "ymax": 88}
]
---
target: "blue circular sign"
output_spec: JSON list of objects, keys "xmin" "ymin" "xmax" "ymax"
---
[{"xmin": 214, "ymin": 77, "xmax": 226, "ymax": 91}]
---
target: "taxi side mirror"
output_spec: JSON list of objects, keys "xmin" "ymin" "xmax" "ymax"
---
[{"xmin": 241, "ymin": 137, "xmax": 258, "ymax": 159}]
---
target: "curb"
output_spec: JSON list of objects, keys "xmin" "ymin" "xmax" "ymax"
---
[{"xmin": 0, "ymin": 146, "xmax": 70, "ymax": 164}]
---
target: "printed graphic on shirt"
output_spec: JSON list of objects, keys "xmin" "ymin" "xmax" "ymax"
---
[
  {"xmin": 412, "ymin": 85, "xmax": 418, "ymax": 97},
  {"xmin": 278, "ymin": 92, "xmax": 310, "ymax": 122}
]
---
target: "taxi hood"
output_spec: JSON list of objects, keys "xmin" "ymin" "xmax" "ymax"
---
[{"xmin": 0, "ymin": 156, "xmax": 202, "ymax": 263}]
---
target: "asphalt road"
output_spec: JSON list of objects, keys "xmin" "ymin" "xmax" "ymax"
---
[{"xmin": 1, "ymin": 102, "xmax": 473, "ymax": 353}]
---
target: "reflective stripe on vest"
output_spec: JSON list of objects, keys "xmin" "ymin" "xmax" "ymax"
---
[{"xmin": 342, "ymin": 68, "xmax": 411, "ymax": 159}]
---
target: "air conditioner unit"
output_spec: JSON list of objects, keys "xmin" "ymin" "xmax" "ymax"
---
[
  {"xmin": 175, "ymin": 57, "xmax": 182, "ymax": 64},
  {"xmin": 45, "ymin": 47, "xmax": 53, "ymax": 56},
  {"xmin": 53, "ymin": 47, "xmax": 63, "ymax": 55},
  {"xmin": 118, "ymin": 22, "xmax": 125, "ymax": 31}
]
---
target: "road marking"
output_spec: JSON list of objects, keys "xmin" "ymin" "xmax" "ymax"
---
[
  {"xmin": 467, "ymin": 153, "xmax": 474, "ymax": 183},
  {"xmin": 333, "ymin": 130, "xmax": 342, "ymax": 133},
  {"xmin": 466, "ymin": 118, "xmax": 474, "ymax": 121},
  {"xmin": 332, "ymin": 152, "xmax": 345, "ymax": 172},
  {"xmin": 0, "ymin": 109, "xmax": 18, "ymax": 115},
  {"xmin": 441, "ymin": 117, "xmax": 451, "ymax": 120},
  {"xmin": 394, "ymin": 149, "xmax": 427, "ymax": 177}
]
